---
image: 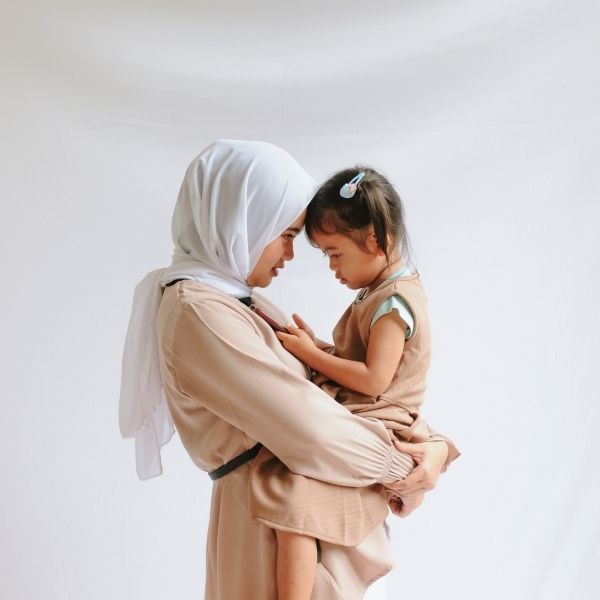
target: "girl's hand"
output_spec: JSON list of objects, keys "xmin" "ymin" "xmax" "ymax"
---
[
  {"xmin": 384, "ymin": 440, "xmax": 448, "ymax": 496},
  {"xmin": 291, "ymin": 313, "xmax": 316, "ymax": 343},
  {"xmin": 276, "ymin": 325, "xmax": 317, "ymax": 361}
]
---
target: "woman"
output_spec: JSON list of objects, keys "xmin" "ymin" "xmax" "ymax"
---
[{"xmin": 120, "ymin": 139, "xmax": 457, "ymax": 599}]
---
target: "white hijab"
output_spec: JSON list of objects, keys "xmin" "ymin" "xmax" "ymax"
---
[{"xmin": 119, "ymin": 139, "xmax": 315, "ymax": 480}]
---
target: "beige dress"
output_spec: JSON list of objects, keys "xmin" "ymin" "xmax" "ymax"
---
[
  {"xmin": 156, "ymin": 281, "xmax": 425, "ymax": 600},
  {"xmin": 249, "ymin": 274, "xmax": 460, "ymax": 559}
]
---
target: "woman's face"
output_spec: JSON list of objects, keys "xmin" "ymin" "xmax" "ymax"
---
[{"xmin": 246, "ymin": 210, "xmax": 306, "ymax": 287}]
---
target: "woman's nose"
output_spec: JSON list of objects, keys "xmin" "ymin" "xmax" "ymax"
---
[{"xmin": 283, "ymin": 240, "xmax": 295, "ymax": 261}]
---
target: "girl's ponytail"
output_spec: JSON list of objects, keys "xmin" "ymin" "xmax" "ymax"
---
[{"xmin": 360, "ymin": 172, "xmax": 396, "ymax": 262}]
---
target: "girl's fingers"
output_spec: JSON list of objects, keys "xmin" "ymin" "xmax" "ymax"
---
[
  {"xmin": 292, "ymin": 314, "xmax": 313, "ymax": 335},
  {"xmin": 292, "ymin": 313, "xmax": 306, "ymax": 328},
  {"xmin": 276, "ymin": 331, "xmax": 294, "ymax": 341}
]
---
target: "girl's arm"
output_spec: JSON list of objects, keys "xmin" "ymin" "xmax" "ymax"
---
[{"xmin": 276, "ymin": 311, "xmax": 406, "ymax": 397}]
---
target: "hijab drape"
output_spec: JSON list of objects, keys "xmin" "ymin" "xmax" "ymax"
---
[{"xmin": 119, "ymin": 140, "xmax": 315, "ymax": 480}]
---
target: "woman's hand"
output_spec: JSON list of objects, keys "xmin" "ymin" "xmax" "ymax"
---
[
  {"xmin": 388, "ymin": 492, "xmax": 425, "ymax": 518},
  {"xmin": 384, "ymin": 440, "xmax": 449, "ymax": 497}
]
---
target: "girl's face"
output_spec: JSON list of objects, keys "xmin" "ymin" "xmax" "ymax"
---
[
  {"xmin": 246, "ymin": 210, "xmax": 306, "ymax": 288},
  {"xmin": 311, "ymin": 229, "xmax": 388, "ymax": 290}
]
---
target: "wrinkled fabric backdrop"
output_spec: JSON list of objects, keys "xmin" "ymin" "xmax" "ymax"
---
[{"xmin": 1, "ymin": 1, "xmax": 598, "ymax": 599}]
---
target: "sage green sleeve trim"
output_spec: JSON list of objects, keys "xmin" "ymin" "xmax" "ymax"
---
[{"xmin": 370, "ymin": 294, "xmax": 414, "ymax": 339}]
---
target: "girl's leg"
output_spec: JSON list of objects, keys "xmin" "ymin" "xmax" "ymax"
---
[{"xmin": 275, "ymin": 530, "xmax": 317, "ymax": 600}]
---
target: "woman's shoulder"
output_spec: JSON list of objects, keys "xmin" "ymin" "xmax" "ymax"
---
[
  {"xmin": 162, "ymin": 281, "xmax": 254, "ymax": 331},
  {"xmin": 173, "ymin": 280, "xmax": 235, "ymax": 302}
]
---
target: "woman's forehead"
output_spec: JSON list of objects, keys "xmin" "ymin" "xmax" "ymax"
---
[{"xmin": 285, "ymin": 209, "xmax": 306, "ymax": 231}]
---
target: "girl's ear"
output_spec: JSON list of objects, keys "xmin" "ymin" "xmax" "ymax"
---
[{"xmin": 366, "ymin": 230, "xmax": 385, "ymax": 256}]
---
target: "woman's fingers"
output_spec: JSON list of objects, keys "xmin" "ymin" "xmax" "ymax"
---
[
  {"xmin": 388, "ymin": 496, "xmax": 403, "ymax": 517},
  {"xmin": 387, "ymin": 493, "xmax": 425, "ymax": 518},
  {"xmin": 393, "ymin": 440, "xmax": 424, "ymax": 463},
  {"xmin": 384, "ymin": 464, "xmax": 434, "ymax": 495},
  {"xmin": 397, "ymin": 493, "xmax": 425, "ymax": 517},
  {"xmin": 388, "ymin": 442, "xmax": 448, "ymax": 495}
]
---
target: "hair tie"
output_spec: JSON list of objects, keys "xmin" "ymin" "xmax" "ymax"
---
[{"xmin": 339, "ymin": 172, "xmax": 365, "ymax": 198}]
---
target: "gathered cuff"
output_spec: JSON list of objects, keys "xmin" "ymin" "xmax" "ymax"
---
[{"xmin": 378, "ymin": 446, "xmax": 416, "ymax": 484}]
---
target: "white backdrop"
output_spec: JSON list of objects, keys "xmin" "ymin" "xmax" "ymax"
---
[{"xmin": 1, "ymin": 1, "xmax": 599, "ymax": 599}]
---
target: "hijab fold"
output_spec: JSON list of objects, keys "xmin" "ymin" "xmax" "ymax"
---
[{"xmin": 119, "ymin": 140, "xmax": 315, "ymax": 480}]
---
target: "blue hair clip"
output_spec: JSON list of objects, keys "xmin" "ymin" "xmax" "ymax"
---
[{"xmin": 340, "ymin": 172, "xmax": 365, "ymax": 198}]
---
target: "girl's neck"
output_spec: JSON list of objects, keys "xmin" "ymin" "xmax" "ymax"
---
[{"xmin": 367, "ymin": 258, "xmax": 404, "ymax": 292}]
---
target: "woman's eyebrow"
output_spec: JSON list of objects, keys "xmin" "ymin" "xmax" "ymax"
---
[{"xmin": 286, "ymin": 227, "xmax": 302, "ymax": 234}]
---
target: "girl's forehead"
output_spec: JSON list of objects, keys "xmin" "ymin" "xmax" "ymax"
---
[{"xmin": 311, "ymin": 230, "xmax": 352, "ymax": 250}]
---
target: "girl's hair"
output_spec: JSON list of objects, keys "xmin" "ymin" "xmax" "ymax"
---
[{"xmin": 305, "ymin": 166, "xmax": 413, "ymax": 266}]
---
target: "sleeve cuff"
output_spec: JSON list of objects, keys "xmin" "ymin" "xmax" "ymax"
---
[{"xmin": 378, "ymin": 445, "xmax": 416, "ymax": 484}]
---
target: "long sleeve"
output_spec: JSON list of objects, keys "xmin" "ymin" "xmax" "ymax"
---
[{"xmin": 159, "ymin": 292, "xmax": 413, "ymax": 487}]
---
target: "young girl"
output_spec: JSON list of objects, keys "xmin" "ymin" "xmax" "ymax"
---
[{"xmin": 252, "ymin": 166, "xmax": 457, "ymax": 599}]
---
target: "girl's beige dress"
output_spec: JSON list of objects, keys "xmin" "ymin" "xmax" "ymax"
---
[{"xmin": 156, "ymin": 280, "xmax": 455, "ymax": 599}]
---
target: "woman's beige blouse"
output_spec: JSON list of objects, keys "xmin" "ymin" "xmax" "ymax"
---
[{"xmin": 156, "ymin": 281, "xmax": 426, "ymax": 599}]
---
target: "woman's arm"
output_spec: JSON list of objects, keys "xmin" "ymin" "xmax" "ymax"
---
[
  {"xmin": 165, "ymin": 297, "xmax": 423, "ymax": 487},
  {"xmin": 279, "ymin": 311, "xmax": 460, "ymax": 475}
]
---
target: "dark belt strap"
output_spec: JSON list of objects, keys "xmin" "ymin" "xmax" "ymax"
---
[
  {"xmin": 165, "ymin": 278, "xmax": 187, "ymax": 287},
  {"xmin": 208, "ymin": 442, "xmax": 263, "ymax": 481}
]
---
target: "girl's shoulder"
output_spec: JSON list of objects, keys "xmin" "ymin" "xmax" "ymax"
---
[{"xmin": 354, "ymin": 271, "xmax": 422, "ymax": 308}]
